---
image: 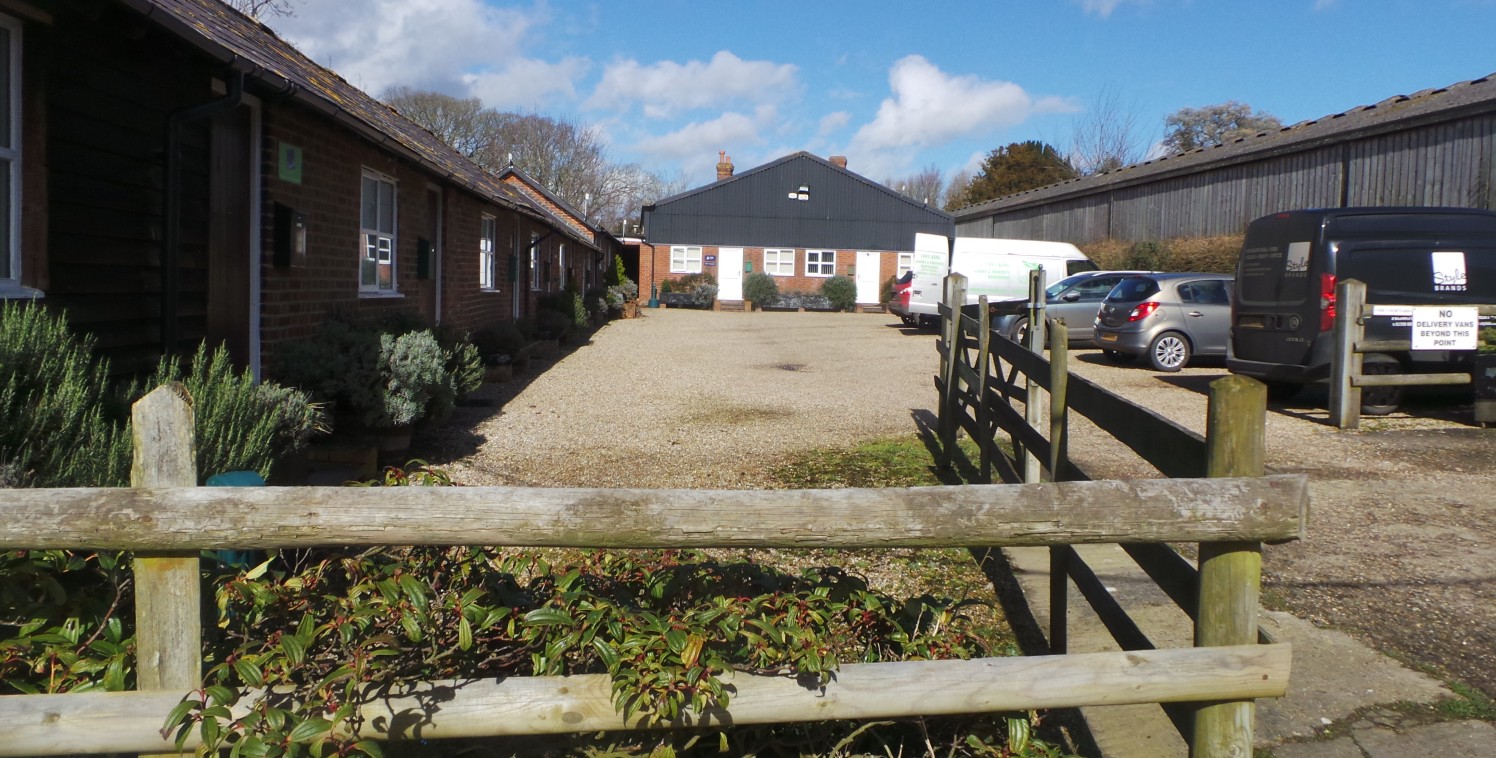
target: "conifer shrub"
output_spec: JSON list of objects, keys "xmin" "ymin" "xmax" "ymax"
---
[{"xmin": 743, "ymin": 272, "xmax": 779, "ymax": 307}]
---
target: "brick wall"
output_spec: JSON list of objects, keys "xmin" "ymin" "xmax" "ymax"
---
[{"xmin": 639, "ymin": 243, "xmax": 907, "ymax": 302}]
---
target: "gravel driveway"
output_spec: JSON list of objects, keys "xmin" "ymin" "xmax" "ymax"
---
[{"xmin": 425, "ymin": 307, "xmax": 1496, "ymax": 699}]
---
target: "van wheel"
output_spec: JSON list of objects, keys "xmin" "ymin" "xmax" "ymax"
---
[
  {"xmin": 1359, "ymin": 353, "xmax": 1404, "ymax": 416},
  {"xmin": 1010, "ymin": 317, "xmax": 1030, "ymax": 346},
  {"xmin": 1147, "ymin": 331, "xmax": 1191, "ymax": 372}
]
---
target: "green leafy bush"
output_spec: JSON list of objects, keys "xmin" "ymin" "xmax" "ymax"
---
[
  {"xmin": 275, "ymin": 316, "xmax": 475, "ymax": 429},
  {"xmin": 471, "ymin": 322, "xmax": 527, "ymax": 361},
  {"xmin": 821, "ymin": 275, "xmax": 858, "ymax": 311},
  {"xmin": 145, "ymin": 342, "xmax": 325, "ymax": 482},
  {"xmin": 743, "ymin": 272, "xmax": 779, "ymax": 307},
  {"xmin": 0, "ymin": 301, "xmax": 131, "ymax": 487}
]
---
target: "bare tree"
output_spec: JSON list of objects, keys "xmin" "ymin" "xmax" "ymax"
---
[
  {"xmin": 221, "ymin": 0, "xmax": 299, "ymax": 20},
  {"xmin": 1162, "ymin": 101, "xmax": 1283, "ymax": 154},
  {"xmin": 382, "ymin": 87, "xmax": 501, "ymax": 159},
  {"xmin": 883, "ymin": 164, "xmax": 945, "ymax": 206},
  {"xmin": 1070, "ymin": 84, "xmax": 1148, "ymax": 175},
  {"xmin": 943, "ymin": 168, "xmax": 974, "ymax": 211}
]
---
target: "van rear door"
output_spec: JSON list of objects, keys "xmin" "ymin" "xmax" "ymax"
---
[{"xmin": 1231, "ymin": 214, "xmax": 1326, "ymax": 368}]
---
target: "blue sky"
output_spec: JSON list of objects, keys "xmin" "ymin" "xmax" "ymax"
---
[{"xmin": 264, "ymin": 0, "xmax": 1496, "ymax": 190}]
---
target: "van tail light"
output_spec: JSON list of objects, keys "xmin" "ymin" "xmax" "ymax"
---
[
  {"xmin": 1319, "ymin": 273, "xmax": 1337, "ymax": 331},
  {"xmin": 1127, "ymin": 301, "xmax": 1160, "ymax": 322}
]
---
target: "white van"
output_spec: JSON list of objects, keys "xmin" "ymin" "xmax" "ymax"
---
[{"xmin": 903, "ymin": 233, "xmax": 1097, "ymax": 326}]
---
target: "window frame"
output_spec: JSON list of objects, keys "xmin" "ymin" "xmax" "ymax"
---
[
  {"xmin": 764, "ymin": 248, "xmax": 795, "ymax": 277},
  {"xmin": 805, "ymin": 250, "xmax": 836, "ymax": 277},
  {"xmin": 479, "ymin": 213, "xmax": 497, "ymax": 291},
  {"xmin": 0, "ymin": 15, "xmax": 25, "ymax": 297},
  {"xmin": 896, "ymin": 252, "xmax": 915, "ymax": 279},
  {"xmin": 670, "ymin": 245, "xmax": 702, "ymax": 274},
  {"xmin": 358, "ymin": 169, "xmax": 398, "ymax": 295}
]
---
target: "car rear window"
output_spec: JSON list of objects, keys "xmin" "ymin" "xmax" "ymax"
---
[{"xmin": 1105, "ymin": 277, "xmax": 1159, "ymax": 302}]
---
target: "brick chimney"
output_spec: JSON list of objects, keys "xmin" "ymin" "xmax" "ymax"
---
[
  {"xmin": 829, "ymin": 155, "xmax": 848, "ymax": 169},
  {"xmin": 716, "ymin": 151, "xmax": 734, "ymax": 181}
]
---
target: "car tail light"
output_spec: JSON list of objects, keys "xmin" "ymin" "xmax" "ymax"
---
[
  {"xmin": 1319, "ymin": 273, "xmax": 1336, "ymax": 331},
  {"xmin": 1127, "ymin": 301, "xmax": 1160, "ymax": 322}
]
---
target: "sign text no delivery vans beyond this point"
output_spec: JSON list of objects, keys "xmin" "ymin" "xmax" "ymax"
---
[{"xmin": 1410, "ymin": 306, "xmax": 1478, "ymax": 351}]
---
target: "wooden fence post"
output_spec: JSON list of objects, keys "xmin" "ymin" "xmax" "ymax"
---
[
  {"xmin": 1046, "ymin": 319, "xmax": 1072, "ymax": 653},
  {"xmin": 1329, "ymin": 279, "xmax": 1367, "ymax": 430},
  {"xmin": 1023, "ymin": 269, "xmax": 1047, "ymax": 484},
  {"xmin": 976, "ymin": 295, "xmax": 993, "ymax": 484},
  {"xmin": 1192, "ymin": 375, "xmax": 1266, "ymax": 757},
  {"xmin": 938, "ymin": 274, "xmax": 968, "ymax": 470},
  {"xmin": 131, "ymin": 384, "xmax": 200, "ymax": 758}
]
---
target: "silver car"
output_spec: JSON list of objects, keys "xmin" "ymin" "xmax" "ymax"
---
[
  {"xmin": 992, "ymin": 270, "xmax": 1153, "ymax": 345},
  {"xmin": 1093, "ymin": 273, "xmax": 1234, "ymax": 371}
]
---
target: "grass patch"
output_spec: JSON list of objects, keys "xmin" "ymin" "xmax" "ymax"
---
[
  {"xmin": 1436, "ymin": 680, "xmax": 1496, "ymax": 721},
  {"xmin": 768, "ymin": 433, "xmax": 984, "ymax": 488}
]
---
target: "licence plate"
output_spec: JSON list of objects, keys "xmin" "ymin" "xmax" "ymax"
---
[{"xmin": 1098, "ymin": 332, "xmax": 1119, "ymax": 342}]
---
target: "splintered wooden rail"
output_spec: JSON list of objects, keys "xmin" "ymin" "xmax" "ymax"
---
[
  {"xmin": 934, "ymin": 271, "xmax": 1301, "ymax": 758},
  {"xmin": 0, "ymin": 363, "xmax": 1305, "ymax": 756}
]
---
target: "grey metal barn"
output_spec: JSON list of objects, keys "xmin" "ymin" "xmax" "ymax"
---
[{"xmin": 954, "ymin": 73, "xmax": 1496, "ymax": 244}]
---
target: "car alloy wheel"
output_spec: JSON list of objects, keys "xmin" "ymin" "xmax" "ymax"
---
[{"xmin": 1148, "ymin": 331, "xmax": 1190, "ymax": 372}]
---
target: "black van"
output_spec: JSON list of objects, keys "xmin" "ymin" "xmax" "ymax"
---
[{"xmin": 1228, "ymin": 207, "xmax": 1496, "ymax": 412}]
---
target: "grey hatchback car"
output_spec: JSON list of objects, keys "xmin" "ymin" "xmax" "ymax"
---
[{"xmin": 1092, "ymin": 273, "xmax": 1234, "ymax": 372}]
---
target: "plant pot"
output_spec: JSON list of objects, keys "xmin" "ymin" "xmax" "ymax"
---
[
  {"xmin": 1474, "ymin": 353, "xmax": 1496, "ymax": 425},
  {"xmin": 623, "ymin": 301, "xmax": 638, "ymax": 319}
]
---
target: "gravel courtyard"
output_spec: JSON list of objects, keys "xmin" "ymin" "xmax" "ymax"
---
[{"xmin": 424, "ymin": 307, "xmax": 1496, "ymax": 700}]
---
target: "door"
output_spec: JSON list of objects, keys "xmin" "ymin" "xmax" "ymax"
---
[
  {"xmin": 856, "ymin": 251, "xmax": 881, "ymax": 304},
  {"xmin": 718, "ymin": 247, "xmax": 743, "ymax": 300},
  {"xmin": 421, "ymin": 186, "xmax": 443, "ymax": 324},
  {"xmin": 207, "ymin": 103, "xmax": 256, "ymax": 371}
]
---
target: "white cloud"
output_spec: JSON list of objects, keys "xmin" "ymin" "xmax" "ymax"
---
[
  {"xmin": 818, "ymin": 112, "xmax": 852, "ymax": 136},
  {"xmin": 631, "ymin": 110, "xmax": 770, "ymax": 167},
  {"xmin": 1075, "ymin": 0, "xmax": 1149, "ymax": 18},
  {"xmin": 584, "ymin": 51, "xmax": 798, "ymax": 117},
  {"xmin": 264, "ymin": 0, "xmax": 586, "ymax": 108},
  {"xmin": 849, "ymin": 56, "xmax": 1067, "ymax": 156}
]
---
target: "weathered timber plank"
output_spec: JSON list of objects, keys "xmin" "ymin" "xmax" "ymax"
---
[
  {"xmin": 0, "ymin": 645, "xmax": 1292, "ymax": 755},
  {"xmin": 1066, "ymin": 370, "xmax": 1208, "ymax": 478},
  {"xmin": 0, "ymin": 476, "xmax": 1309, "ymax": 550}
]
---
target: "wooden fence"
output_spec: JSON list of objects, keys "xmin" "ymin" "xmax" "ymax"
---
[
  {"xmin": 934, "ymin": 271, "xmax": 1300, "ymax": 757},
  {"xmin": 0, "ymin": 379, "xmax": 1305, "ymax": 756},
  {"xmin": 1328, "ymin": 278, "xmax": 1496, "ymax": 428}
]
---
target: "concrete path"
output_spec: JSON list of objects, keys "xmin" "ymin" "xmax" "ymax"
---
[{"xmin": 1003, "ymin": 544, "xmax": 1491, "ymax": 757}]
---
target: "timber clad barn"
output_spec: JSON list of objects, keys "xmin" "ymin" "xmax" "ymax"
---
[
  {"xmin": 955, "ymin": 72, "xmax": 1496, "ymax": 243},
  {"xmin": 1, "ymin": 0, "xmax": 615, "ymax": 377},
  {"xmin": 640, "ymin": 152, "xmax": 954, "ymax": 308}
]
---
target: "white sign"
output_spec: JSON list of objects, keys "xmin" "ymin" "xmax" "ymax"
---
[{"xmin": 1410, "ymin": 306, "xmax": 1478, "ymax": 350}]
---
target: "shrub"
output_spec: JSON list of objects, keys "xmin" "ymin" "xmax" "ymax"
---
[
  {"xmin": 0, "ymin": 301, "xmax": 132, "ymax": 488},
  {"xmin": 743, "ymin": 272, "xmax": 779, "ymax": 307},
  {"xmin": 536, "ymin": 309, "xmax": 573, "ymax": 340},
  {"xmin": 821, "ymin": 275, "xmax": 858, "ymax": 311},
  {"xmin": 144, "ymin": 342, "xmax": 325, "ymax": 482},
  {"xmin": 691, "ymin": 283, "xmax": 719, "ymax": 307},
  {"xmin": 676, "ymin": 272, "xmax": 717, "ymax": 293},
  {"xmin": 606, "ymin": 278, "xmax": 639, "ymax": 312},
  {"xmin": 1123, "ymin": 240, "xmax": 1170, "ymax": 271},
  {"xmin": 471, "ymin": 322, "xmax": 527, "ymax": 360},
  {"xmin": 881, "ymin": 275, "xmax": 897, "ymax": 304},
  {"xmin": 275, "ymin": 316, "xmax": 465, "ymax": 429},
  {"xmin": 1079, "ymin": 235, "xmax": 1243, "ymax": 273}
]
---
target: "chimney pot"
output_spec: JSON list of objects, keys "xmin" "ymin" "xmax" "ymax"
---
[
  {"xmin": 716, "ymin": 151, "xmax": 735, "ymax": 181},
  {"xmin": 830, "ymin": 155, "xmax": 848, "ymax": 169}
]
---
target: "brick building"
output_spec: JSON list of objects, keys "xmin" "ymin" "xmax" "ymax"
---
[
  {"xmin": 1, "ymin": 0, "xmax": 597, "ymax": 378},
  {"xmin": 639, "ymin": 152, "xmax": 954, "ymax": 308}
]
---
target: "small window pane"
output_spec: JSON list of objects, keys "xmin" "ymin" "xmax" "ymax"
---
[
  {"xmin": 361, "ymin": 177, "xmax": 378, "ymax": 229},
  {"xmin": 0, "ymin": 28, "xmax": 11, "ymax": 149},
  {"xmin": 377, "ymin": 181, "xmax": 394, "ymax": 232}
]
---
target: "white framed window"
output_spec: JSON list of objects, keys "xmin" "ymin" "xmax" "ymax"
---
[
  {"xmin": 479, "ymin": 214, "xmax": 497, "ymax": 290},
  {"xmin": 0, "ymin": 16, "xmax": 23, "ymax": 296},
  {"xmin": 670, "ymin": 245, "xmax": 702, "ymax": 273},
  {"xmin": 896, "ymin": 252, "xmax": 915, "ymax": 278},
  {"xmin": 558, "ymin": 243, "xmax": 566, "ymax": 292},
  {"xmin": 529, "ymin": 232, "xmax": 542, "ymax": 291},
  {"xmin": 359, "ymin": 169, "xmax": 398, "ymax": 294},
  {"xmin": 806, "ymin": 250, "xmax": 836, "ymax": 277},
  {"xmin": 764, "ymin": 249, "xmax": 795, "ymax": 276}
]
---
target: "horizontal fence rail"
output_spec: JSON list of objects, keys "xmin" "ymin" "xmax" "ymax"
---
[
  {"xmin": 0, "ymin": 478, "xmax": 1308, "ymax": 551},
  {"xmin": 0, "ymin": 645, "xmax": 1291, "ymax": 756}
]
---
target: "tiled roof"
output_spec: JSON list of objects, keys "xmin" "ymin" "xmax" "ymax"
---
[
  {"xmin": 955, "ymin": 72, "xmax": 1496, "ymax": 219},
  {"xmin": 121, "ymin": 0, "xmax": 538, "ymax": 216},
  {"xmin": 497, "ymin": 164, "xmax": 601, "ymax": 247}
]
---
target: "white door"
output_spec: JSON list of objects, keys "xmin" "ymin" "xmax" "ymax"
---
[
  {"xmin": 856, "ymin": 251, "xmax": 881, "ymax": 304},
  {"xmin": 719, "ymin": 247, "xmax": 744, "ymax": 300}
]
